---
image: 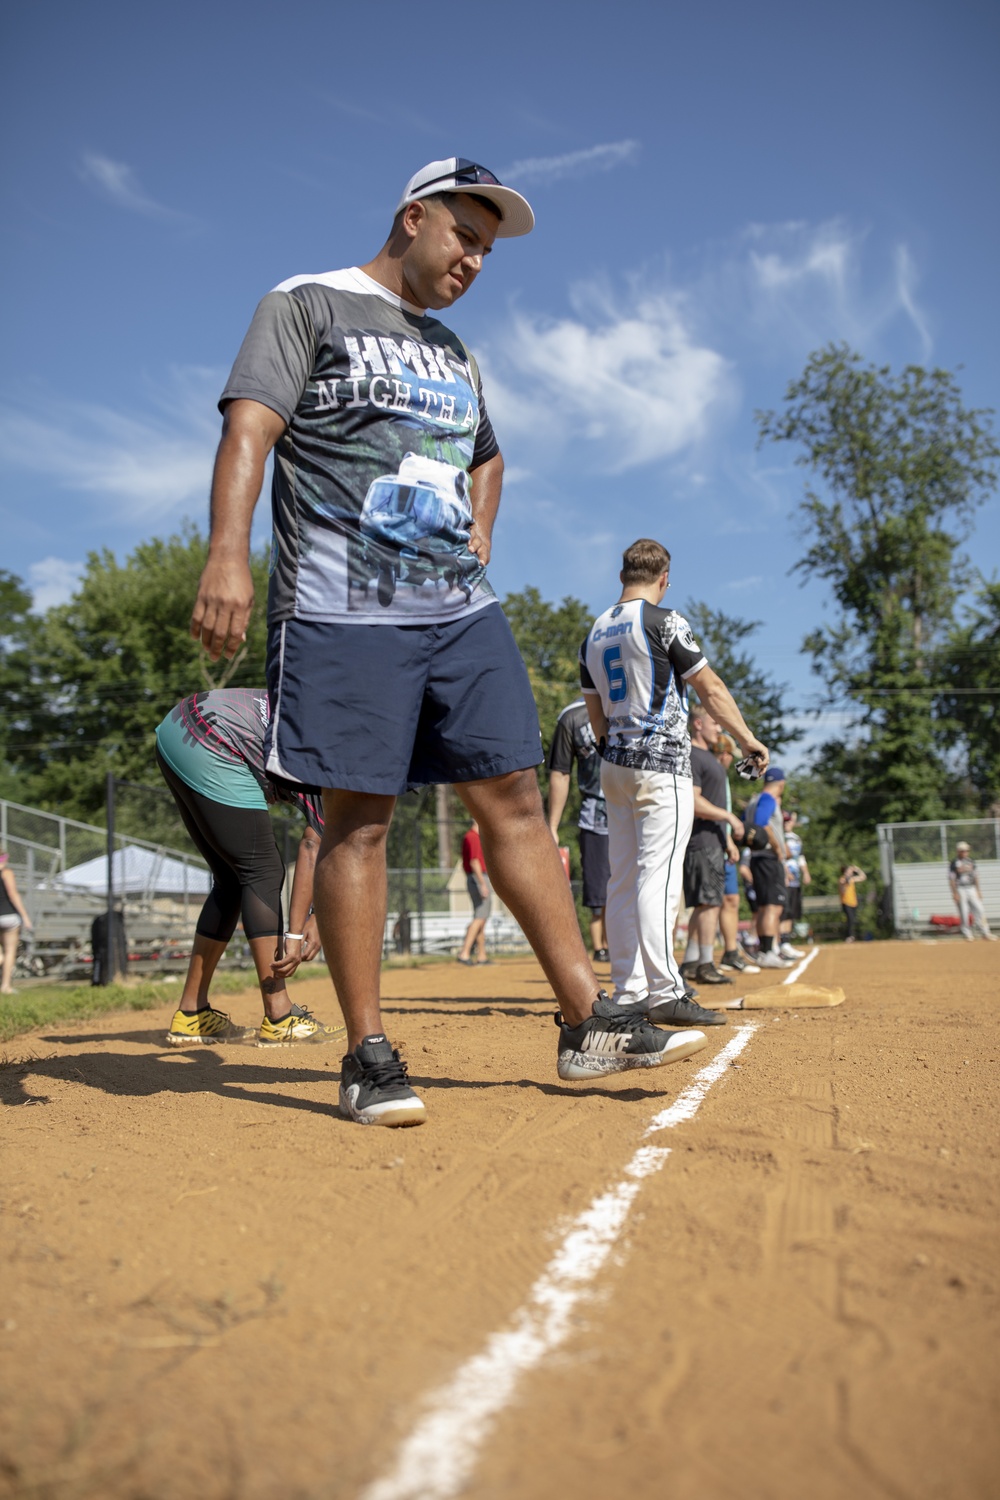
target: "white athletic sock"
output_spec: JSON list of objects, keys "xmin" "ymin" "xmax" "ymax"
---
[
  {"xmin": 684, "ymin": 938, "xmax": 700, "ymax": 965},
  {"xmin": 699, "ymin": 944, "xmax": 713, "ymax": 966}
]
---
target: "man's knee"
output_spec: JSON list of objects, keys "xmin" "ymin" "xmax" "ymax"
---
[{"xmin": 462, "ymin": 767, "xmax": 543, "ymax": 824}]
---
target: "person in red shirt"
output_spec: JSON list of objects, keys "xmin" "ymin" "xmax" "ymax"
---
[{"xmin": 458, "ymin": 819, "xmax": 491, "ymax": 965}]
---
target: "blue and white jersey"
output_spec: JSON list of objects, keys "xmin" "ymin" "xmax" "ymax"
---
[{"xmin": 580, "ymin": 601, "xmax": 706, "ymax": 776}]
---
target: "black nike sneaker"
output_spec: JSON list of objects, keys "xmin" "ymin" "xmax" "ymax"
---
[
  {"xmin": 339, "ymin": 1035, "xmax": 427, "ymax": 1126},
  {"xmin": 646, "ymin": 993, "xmax": 727, "ymax": 1027},
  {"xmin": 556, "ymin": 993, "xmax": 707, "ymax": 1080},
  {"xmin": 694, "ymin": 962, "xmax": 733, "ymax": 986}
]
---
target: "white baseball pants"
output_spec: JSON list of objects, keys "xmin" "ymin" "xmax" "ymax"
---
[
  {"xmin": 957, "ymin": 887, "xmax": 993, "ymax": 939},
  {"xmin": 601, "ymin": 761, "xmax": 693, "ymax": 1004}
]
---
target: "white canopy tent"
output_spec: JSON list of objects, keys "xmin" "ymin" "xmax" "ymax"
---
[{"xmin": 57, "ymin": 845, "xmax": 211, "ymax": 896}]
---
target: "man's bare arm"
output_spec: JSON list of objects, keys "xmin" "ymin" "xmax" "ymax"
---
[
  {"xmin": 467, "ymin": 451, "xmax": 504, "ymax": 567},
  {"xmin": 191, "ymin": 399, "xmax": 287, "ymax": 661},
  {"xmin": 548, "ymin": 769, "xmax": 571, "ymax": 840},
  {"xmin": 693, "ymin": 787, "xmax": 744, "ymax": 839},
  {"xmin": 685, "ymin": 664, "xmax": 768, "ymax": 771},
  {"xmin": 583, "ymin": 692, "xmax": 608, "ymax": 745}
]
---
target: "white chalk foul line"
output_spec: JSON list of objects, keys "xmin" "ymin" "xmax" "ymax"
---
[
  {"xmin": 360, "ymin": 1025, "xmax": 758, "ymax": 1500},
  {"xmin": 782, "ymin": 945, "xmax": 821, "ymax": 985}
]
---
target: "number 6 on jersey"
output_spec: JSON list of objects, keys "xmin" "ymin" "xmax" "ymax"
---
[{"xmin": 602, "ymin": 645, "xmax": 628, "ymax": 702}]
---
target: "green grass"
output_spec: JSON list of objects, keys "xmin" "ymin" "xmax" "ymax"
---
[{"xmin": 0, "ymin": 955, "xmax": 459, "ymax": 1044}]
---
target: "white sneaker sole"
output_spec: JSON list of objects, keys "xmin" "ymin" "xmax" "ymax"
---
[
  {"xmin": 339, "ymin": 1084, "xmax": 427, "ymax": 1126},
  {"xmin": 557, "ymin": 1028, "xmax": 707, "ymax": 1081}
]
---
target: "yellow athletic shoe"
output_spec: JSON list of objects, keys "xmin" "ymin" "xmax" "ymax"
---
[
  {"xmin": 166, "ymin": 1007, "xmax": 252, "ymax": 1046},
  {"xmin": 257, "ymin": 1002, "xmax": 346, "ymax": 1048}
]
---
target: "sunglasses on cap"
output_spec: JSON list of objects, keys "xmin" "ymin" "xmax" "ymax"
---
[{"xmin": 417, "ymin": 159, "xmax": 502, "ymax": 192}]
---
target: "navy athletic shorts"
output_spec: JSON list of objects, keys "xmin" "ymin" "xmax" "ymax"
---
[
  {"xmin": 265, "ymin": 605, "xmax": 543, "ymax": 795},
  {"xmin": 578, "ymin": 827, "xmax": 610, "ymax": 910}
]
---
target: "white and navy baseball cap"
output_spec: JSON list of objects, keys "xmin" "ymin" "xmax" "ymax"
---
[{"xmin": 395, "ymin": 158, "xmax": 535, "ymax": 238}]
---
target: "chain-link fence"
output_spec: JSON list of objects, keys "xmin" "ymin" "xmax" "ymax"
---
[
  {"xmin": 877, "ymin": 817, "xmax": 1000, "ymax": 935},
  {"xmin": 2, "ymin": 782, "xmax": 533, "ymax": 979}
]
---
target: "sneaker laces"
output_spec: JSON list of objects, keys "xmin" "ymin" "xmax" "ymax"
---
[{"xmin": 359, "ymin": 1049, "xmax": 412, "ymax": 1090}]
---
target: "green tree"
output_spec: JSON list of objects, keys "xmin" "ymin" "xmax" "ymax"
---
[
  {"xmin": 936, "ymin": 579, "xmax": 1000, "ymax": 810},
  {"xmin": 757, "ymin": 344, "xmax": 998, "ymax": 830},
  {"xmin": 5, "ymin": 528, "xmax": 270, "ymax": 823},
  {"xmin": 502, "ymin": 585, "xmax": 594, "ymax": 755},
  {"xmin": 683, "ymin": 601, "xmax": 801, "ymax": 754}
]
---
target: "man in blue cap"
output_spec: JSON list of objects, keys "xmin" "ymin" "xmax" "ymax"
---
[{"xmin": 746, "ymin": 765, "xmax": 791, "ymax": 970}]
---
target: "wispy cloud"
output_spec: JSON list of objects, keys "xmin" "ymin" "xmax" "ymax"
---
[
  {"xmin": 736, "ymin": 218, "xmax": 933, "ymax": 363},
  {"xmin": 893, "ymin": 244, "xmax": 933, "ymax": 362},
  {"xmin": 28, "ymin": 557, "xmax": 84, "ymax": 612},
  {"xmin": 500, "ymin": 141, "xmax": 639, "ymax": 185},
  {"xmin": 78, "ymin": 152, "xmax": 182, "ymax": 219},
  {"xmin": 481, "ymin": 273, "xmax": 733, "ymax": 474},
  {"xmin": 0, "ymin": 367, "xmax": 222, "ymax": 519}
]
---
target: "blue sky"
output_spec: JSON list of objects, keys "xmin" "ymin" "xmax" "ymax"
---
[{"xmin": 2, "ymin": 0, "xmax": 997, "ymax": 762}]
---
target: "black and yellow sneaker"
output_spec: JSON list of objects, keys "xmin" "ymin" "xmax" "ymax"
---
[
  {"xmin": 257, "ymin": 1002, "xmax": 346, "ymax": 1048},
  {"xmin": 556, "ymin": 992, "xmax": 707, "ymax": 1080},
  {"xmin": 166, "ymin": 1007, "xmax": 252, "ymax": 1047}
]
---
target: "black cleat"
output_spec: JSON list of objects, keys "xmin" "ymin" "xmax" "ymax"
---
[
  {"xmin": 647, "ymin": 993, "xmax": 727, "ymax": 1027},
  {"xmin": 556, "ymin": 992, "xmax": 707, "ymax": 1080},
  {"xmin": 694, "ymin": 962, "xmax": 733, "ymax": 986}
]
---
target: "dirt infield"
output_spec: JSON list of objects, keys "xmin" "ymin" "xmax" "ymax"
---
[{"xmin": 2, "ymin": 941, "xmax": 998, "ymax": 1499}]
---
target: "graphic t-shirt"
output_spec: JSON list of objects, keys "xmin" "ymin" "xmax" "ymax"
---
[
  {"xmin": 689, "ymin": 746, "xmax": 728, "ymax": 850},
  {"xmin": 220, "ymin": 267, "xmax": 499, "ymax": 625},
  {"xmin": 462, "ymin": 828, "xmax": 487, "ymax": 875},
  {"xmin": 156, "ymin": 689, "xmax": 324, "ymax": 832},
  {"xmin": 949, "ymin": 856, "xmax": 978, "ymax": 889},
  {"xmin": 746, "ymin": 791, "xmax": 787, "ymax": 860},
  {"xmin": 785, "ymin": 830, "xmax": 803, "ymax": 887},
  {"xmin": 579, "ymin": 602, "xmax": 706, "ymax": 776},
  {"xmin": 547, "ymin": 699, "xmax": 608, "ymax": 834}
]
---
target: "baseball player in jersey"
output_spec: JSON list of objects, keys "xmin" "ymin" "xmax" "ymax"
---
[
  {"xmin": 547, "ymin": 698, "xmax": 610, "ymax": 962},
  {"xmin": 191, "ymin": 163, "xmax": 707, "ymax": 1124},
  {"xmin": 580, "ymin": 539, "xmax": 770, "ymax": 1024}
]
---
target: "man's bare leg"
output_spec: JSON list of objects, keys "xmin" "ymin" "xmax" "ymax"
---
[
  {"xmin": 456, "ymin": 769, "xmax": 598, "ymax": 1026},
  {"xmin": 719, "ymin": 893, "xmax": 740, "ymax": 954},
  {"xmin": 314, "ymin": 790, "xmax": 395, "ymax": 1051},
  {"xmin": 458, "ymin": 916, "xmax": 486, "ymax": 962},
  {"xmin": 589, "ymin": 910, "xmax": 606, "ymax": 954}
]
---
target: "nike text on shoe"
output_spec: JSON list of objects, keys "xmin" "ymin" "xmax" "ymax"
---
[
  {"xmin": 257, "ymin": 1002, "xmax": 346, "ymax": 1047},
  {"xmin": 646, "ymin": 993, "xmax": 727, "ymax": 1028},
  {"xmin": 556, "ymin": 993, "xmax": 708, "ymax": 1080},
  {"xmin": 166, "ymin": 1007, "xmax": 251, "ymax": 1046},
  {"xmin": 757, "ymin": 950, "xmax": 790, "ymax": 969},
  {"xmin": 339, "ymin": 1035, "xmax": 427, "ymax": 1126}
]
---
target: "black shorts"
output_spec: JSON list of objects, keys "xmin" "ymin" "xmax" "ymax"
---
[
  {"xmin": 785, "ymin": 886, "xmax": 803, "ymax": 921},
  {"xmin": 579, "ymin": 828, "xmax": 610, "ymax": 910},
  {"xmin": 266, "ymin": 605, "xmax": 542, "ymax": 795},
  {"xmin": 683, "ymin": 840, "xmax": 725, "ymax": 908},
  {"xmin": 750, "ymin": 852, "xmax": 787, "ymax": 909}
]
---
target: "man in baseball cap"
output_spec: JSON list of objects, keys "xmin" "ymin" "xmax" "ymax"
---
[
  {"xmin": 191, "ymin": 158, "xmax": 697, "ymax": 1126},
  {"xmin": 395, "ymin": 157, "xmax": 535, "ymax": 238},
  {"xmin": 949, "ymin": 840, "xmax": 996, "ymax": 940}
]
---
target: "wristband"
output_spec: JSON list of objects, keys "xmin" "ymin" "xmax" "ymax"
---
[{"xmin": 284, "ymin": 932, "xmax": 305, "ymax": 942}]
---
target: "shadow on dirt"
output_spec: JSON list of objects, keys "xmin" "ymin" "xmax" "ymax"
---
[{"xmin": 2, "ymin": 1043, "xmax": 673, "ymax": 1111}]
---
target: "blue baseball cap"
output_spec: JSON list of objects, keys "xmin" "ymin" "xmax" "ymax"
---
[{"xmin": 764, "ymin": 765, "xmax": 786, "ymax": 783}]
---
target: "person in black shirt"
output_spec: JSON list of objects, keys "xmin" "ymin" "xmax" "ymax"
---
[
  {"xmin": 547, "ymin": 699, "xmax": 610, "ymax": 962},
  {"xmin": 679, "ymin": 708, "xmax": 745, "ymax": 986}
]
